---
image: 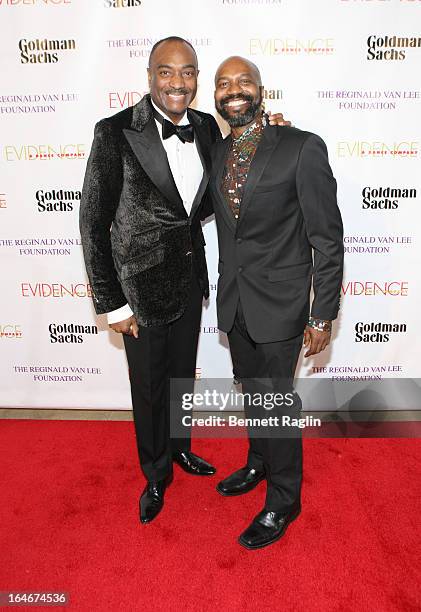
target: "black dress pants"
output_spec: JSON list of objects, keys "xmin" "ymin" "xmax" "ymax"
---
[
  {"xmin": 123, "ymin": 275, "xmax": 203, "ymax": 482},
  {"xmin": 228, "ymin": 300, "xmax": 304, "ymax": 513}
]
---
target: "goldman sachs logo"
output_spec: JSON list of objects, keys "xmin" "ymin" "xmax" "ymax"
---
[
  {"xmin": 367, "ymin": 35, "xmax": 421, "ymax": 61},
  {"xmin": 36, "ymin": 188, "xmax": 80, "ymax": 212},
  {"xmin": 18, "ymin": 38, "xmax": 76, "ymax": 64},
  {"xmin": 49, "ymin": 322, "xmax": 98, "ymax": 344},
  {"xmin": 362, "ymin": 186, "xmax": 417, "ymax": 209},
  {"xmin": 355, "ymin": 321, "xmax": 407, "ymax": 343}
]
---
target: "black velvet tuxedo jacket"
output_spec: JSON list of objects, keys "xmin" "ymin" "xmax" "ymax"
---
[
  {"xmin": 210, "ymin": 125, "xmax": 344, "ymax": 343},
  {"xmin": 80, "ymin": 94, "xmax": 220, "ymax": 327}
]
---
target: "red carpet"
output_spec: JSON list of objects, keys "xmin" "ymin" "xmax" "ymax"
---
[{"xmin": 0, "ymin": 420, "xmax": 420, "ymax": 612}]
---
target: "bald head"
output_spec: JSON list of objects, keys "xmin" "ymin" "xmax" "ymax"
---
[
  {"xmin": 214, "ymin": 56, "xmax": 263, "ymax": 129},
  {"xmin": 215, "ymin": 56, "xmax": 262, "ymax": 86}
]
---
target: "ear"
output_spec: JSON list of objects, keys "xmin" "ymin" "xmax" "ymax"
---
[{"xmin": 147, "ymin": 68, "xmax": 151, "ymax": 87}]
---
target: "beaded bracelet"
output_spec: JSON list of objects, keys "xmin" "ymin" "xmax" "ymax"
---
[{"xmin": 308, "ymin": 317, "xmax": 332, "ymax": 333}]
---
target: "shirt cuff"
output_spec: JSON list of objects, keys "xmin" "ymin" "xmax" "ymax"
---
[{"xmin": 106, "ymin": 303, "xmax": 134, "ymax": 325}]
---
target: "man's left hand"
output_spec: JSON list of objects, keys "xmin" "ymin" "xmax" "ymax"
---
[
  {"xmin": 267, "ymin": 110, "xmax": 291, "ymax": 127},
  {"xmin": 303, "ymin": 325, "xmax": 331, "ymax": 357}
]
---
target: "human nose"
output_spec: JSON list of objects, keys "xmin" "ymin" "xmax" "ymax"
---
[
  {"xmin": 225, "ymin": 80, "xmax": 242, "ymax": 97},
  {"xmin": 169, "ymin": 71, "xmax": 185, "ymax": 90}
]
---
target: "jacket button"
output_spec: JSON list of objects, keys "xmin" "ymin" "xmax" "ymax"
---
[
  {"xmin": 238, "ymin": 266, "xmax": 243, "ymax": 273},
  {"xmin": 236, "ymin": 238, "xmax": 242, "ymax": 244}
]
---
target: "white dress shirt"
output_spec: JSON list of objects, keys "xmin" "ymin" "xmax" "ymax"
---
[{"xmin": 107, "ymin": 100, "xmax": 204, "ymax": 325}]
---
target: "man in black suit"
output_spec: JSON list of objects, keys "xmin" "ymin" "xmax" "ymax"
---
[
  {"xmin": 210, "ymin": 57, "xmax": 344, "ymax": 549},
  {"xmin": 80, "ymin": 37, "xmax": 221, "ymax": 524},
  {"xmin": 80, "ymin": 38, "xmax": 287, "ymax": 524}
]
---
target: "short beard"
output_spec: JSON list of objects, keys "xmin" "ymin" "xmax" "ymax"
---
[{"xmin": 216, "ymin": 93, "xmax": 262, "ymax": 128}]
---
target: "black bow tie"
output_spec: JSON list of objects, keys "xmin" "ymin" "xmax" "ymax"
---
[{"xmin": 161, "ymin": 119, "xmax": 194, "ymax": 143}]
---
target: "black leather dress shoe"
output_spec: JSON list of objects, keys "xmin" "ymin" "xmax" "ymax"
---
[
  {"xmin": 172, "ymin": 451, "xmax": 216, "ymax": 476},
  {"xmin": 238, "ymin": 505, "xmax": 301, "ymax": 549},
  {"xmin": 216, "ymin": 466, "xmax": 265, "ymax": 496},
  {"xmin": 139, "ymin": 480, "xmax": 167, "ymax": 524}
]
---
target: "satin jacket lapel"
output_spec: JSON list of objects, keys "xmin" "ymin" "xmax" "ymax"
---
[
  {"xmin": 212, "ymin": 135, "xmax": 236, "ymax": 232},
  {"xmin": 188, "ymin": 110, "xmax": 211, "ymax": 220},
  {"xmin": 236, "ymin": 126, "xmax": 283, "ymax": 230},
  {"xmin": 123, "ymin": 116, "xmax": 185, "ymax": 214}
]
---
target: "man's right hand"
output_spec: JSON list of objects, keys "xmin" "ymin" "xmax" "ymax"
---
[{"xmin": 109, "ymin": 315, "xmax": 139, "ymax": 338}]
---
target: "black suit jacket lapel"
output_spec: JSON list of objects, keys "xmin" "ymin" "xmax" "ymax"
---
[
  {"xmin": 236, "ymin": 126, "xmax": 283, "ymax": 231},
  {"xmin": 123, "ymin": 107, "xmax": 185, "ymax": 215},
  {"xmin": 212, "ymin": 135, "xmax": 236, "ymax": 231},
  {"xmin": 188, "ymin": 109, "xmax": 211, "ymax": 220}
]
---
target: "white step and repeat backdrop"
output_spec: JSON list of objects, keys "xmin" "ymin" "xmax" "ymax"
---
[{"xmin": 1, "ymin": 0, "xmax": 420, "ymax": 409}]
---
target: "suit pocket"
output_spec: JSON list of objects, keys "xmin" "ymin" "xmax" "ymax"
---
[
  {"xmin": 129, "ymin": 226, "xmax": 161, "ymax": 256},
  {"xmin": 268, "ymin": 261, "xmax": 312, "ymax": 282},
  {"xmin": 120, "ymin": 246, "xmax": 165, "ymax": 280},
  {"xmin": 254, "ymin": 182, "xmax": 287, "ymax": 194}
]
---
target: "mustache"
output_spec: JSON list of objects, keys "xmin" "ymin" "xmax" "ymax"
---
[
  {"xmin": 219, "ymin": 93, "xmax": 254, "ymax": 107},
  {"xmin": 165, "ymin": 88, "xmax": 189, "ymax": 95}
]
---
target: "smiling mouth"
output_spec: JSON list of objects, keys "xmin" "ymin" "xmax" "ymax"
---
[
  {"xmin": 223, "ymin": 99, "xmax": 250, "ymax": 109},
  {"xmin": 167, "ymin": 93, "xmax": 187, "ymax": 100}
]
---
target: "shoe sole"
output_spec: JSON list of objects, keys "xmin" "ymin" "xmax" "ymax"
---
[
  {"xmin": 216, "ymin": 475, "xmax": 265, "ymax": 497},
  {"xmin": 174, "ymin": 462, "xmax": 216, "ymax": 476},
  {"xmin": 238, "ymin": 508, "xmax": 301, "ymax": 550},
  {"xmin": 177, "ymin": 466, "xmax": 216, "ymax": 476}
]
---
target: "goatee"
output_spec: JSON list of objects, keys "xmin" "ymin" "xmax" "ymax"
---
[{"xmin": 217, "ymin": 93, "xmax": 262, "ymax": 128}]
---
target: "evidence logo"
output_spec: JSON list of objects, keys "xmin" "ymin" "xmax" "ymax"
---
[
  {"xmin": 18, "ymin": 37, "xmax": 76, "ymax": 64},
  {"xmin": 4, "ymin": 144, "xmax": 85, "ymax": 161},
  {"xmin": 337, "ymin": 141, "xmax": 418, "ymax": 158},
  {"xmin": 108, "ymin": 90, "xmax": 146, "ymax": 109},
  {"xmin": 48, "ymin": 322, "xmax": 98, "ymax": 344},
  {"xmin": 354, "ymin": 321, "xmax": 407, "ymax": 342},
  {"xmin": 342, "ymin": 281, "xmax": 408, "ymax": 296},
  {"xmin": 0, "ymin": 192, "xmax": 6, "ymax": 209},
  {"xmin": 36, "ymin": 188, "xmax": 80, "ymax": 212},
  {"xmin": 362, "ymin": 186, "xmax": 417, "ymax": 209},
  {"xmin": 0, "ymin": 325, "xmax": 22, "ymax": 339},
  {"xmin": 21, "ymin": 283, "xmax": 92, "ymax": 298},
  {"xmin": 250, "ymin": 37, "xmax": 334, "ymax": 56},
  {"xmin": 367, "ymin": 35, "xmax": 421, "ymax": 61}
]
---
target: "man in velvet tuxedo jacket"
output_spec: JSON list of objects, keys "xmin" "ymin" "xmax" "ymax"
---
[
  {"xmin": 80, "ymin": 37, "xmax": 221, "ymax": 524},
  {"xmin": 81, "ymin": 37, "xmax": 289, "ymax": 524},
  {"xmin": 210, "ymin": 57, "xmax": 344, "ymax": 550}
]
